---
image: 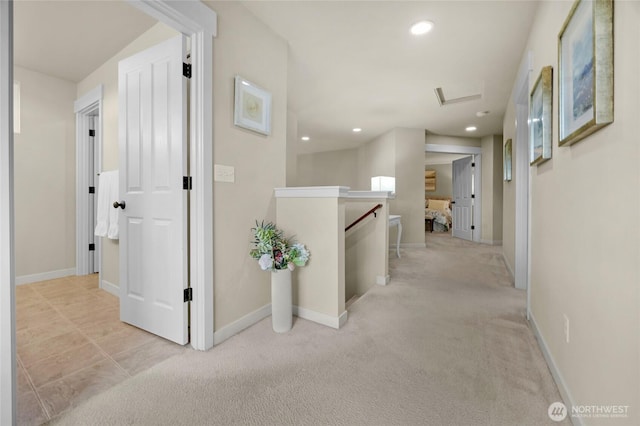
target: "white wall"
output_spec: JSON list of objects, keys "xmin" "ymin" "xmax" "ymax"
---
[
  {"xmin": 278, "ymin": 196, "xmax": 345, "ymax": 320},
  {"xmin": 426, "ymin": 133, "xmax": 481, "ymax": 148},
  {"xmin": 491, "ymin": 135, "xmax": 503, "ymax": 243},
  {"xmin": 296, "ymin": 148, "xmax": 359, "ymax": 188},
  {"xmin": 14, "ymin": 66, "xmax": 76, "ymax": 279},
  {"xmin": 209, "ymin": 0, "xmax": 289, "ymax": 330},
  {"xmin": 286, "ymin": 110, "xmax": 298, "ymax": 186},
  {"xmin": 424, "ymin": 163, "xmax": 452, "ymax": 199},
  {"xmin": 503, "ymin": 2, "xmax": 639, "ymax": 422},
  {"xmin": 391, "ymin": 128, "xmax": 426, "ymax": 245},
  {"xmin": 356, "ymin": 130, "xmax": 395, "ymax": 190},
  {"xmin": 502, "ymin": 108, "xmax": 516, "ymax": 273},
  {"xmin": 480, "ymin": 134, "xmax": 503, "ymax": 244}
]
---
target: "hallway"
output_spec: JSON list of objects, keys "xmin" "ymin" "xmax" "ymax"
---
[
  {"xmin": 54, "ymin": 235, "xmax": 567, "ymax": 425},
  {"xmin": 16, "ymin": 275, "xmax": 186, "ymax": 425}
]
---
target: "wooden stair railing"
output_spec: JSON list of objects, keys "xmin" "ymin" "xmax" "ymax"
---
[{"xmin": 345, "ymin": 204, "xmax": 383, "ymax": 232}]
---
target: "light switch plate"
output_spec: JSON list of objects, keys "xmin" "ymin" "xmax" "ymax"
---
[{"xmin": 214, "ymin": 164, "xmax": 235, "ymax": 183}]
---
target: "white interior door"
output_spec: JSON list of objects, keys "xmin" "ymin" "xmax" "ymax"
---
[
  {"xmin": 118, "ymin": 35, "xmax": 189, "ymax": 345},
  {"xmin": 452, "ymin": 156, "xmax": 473, "ymax": 241}
]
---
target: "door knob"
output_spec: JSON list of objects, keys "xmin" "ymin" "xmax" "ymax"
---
[{"xmin": 113, "ymin": 201, "xmax": 126, "ymax": 210}]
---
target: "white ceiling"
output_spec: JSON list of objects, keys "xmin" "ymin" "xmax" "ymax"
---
[
  {"xmin": 242, "ymin": 1, "xmax": 538, "ymax": 154},
  {"xmin": 14, "ymin": 0, "xmax": 156, "ymax": 82},
  {"xmin": 13, "ymin": 1, "xmax": 538, "ymax": 157}
]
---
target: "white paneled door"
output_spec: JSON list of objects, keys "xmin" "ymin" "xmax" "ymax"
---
[
  {"xmin": 452, "ymin": 156, "xmax": 474, "ymax": 241},
  {"xmin": 118, "ymin": 35, "xmax": 189, "ymax": 345}
]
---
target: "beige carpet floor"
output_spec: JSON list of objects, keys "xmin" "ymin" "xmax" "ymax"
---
[{"xmin": 51, "ymin": 232, "xmax": 567, "ymax": 425}]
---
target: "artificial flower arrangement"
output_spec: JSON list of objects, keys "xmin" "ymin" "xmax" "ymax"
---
[{"xmin": 250, "ymin": 221, "xmax": 310, "ymax": 272}]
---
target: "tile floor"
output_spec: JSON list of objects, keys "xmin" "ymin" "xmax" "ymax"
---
[{"xmin": 16, "ymin": 274, "xmax": 187, "ymax": 425}]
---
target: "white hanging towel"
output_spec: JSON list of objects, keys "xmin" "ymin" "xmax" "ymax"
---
[
  {"xmin": 107, "ymin": 171, "xmax": 120, "ymax": 240},
  {"xmin": 94, "ymin": 170, "xmax": 119, "ymax": 240}
]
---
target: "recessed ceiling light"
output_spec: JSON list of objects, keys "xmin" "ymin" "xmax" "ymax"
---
[
  {"xmin": 352, "ymin": 128, "xmax": 362, "ymax": 133},
  {"xmin": 465, "ymin": 126, "xmax": 477, "ymax": 132},
  {"xmin": 301, "ymin": 136, "xmax": 310, "ymax": 141},
  {"xmin": 410, "ymin": 20, "xmax": 434, "ymax": 36}
]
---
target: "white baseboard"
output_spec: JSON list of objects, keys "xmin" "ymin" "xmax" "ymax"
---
[
  {"xmin": 529, "ymin": 313, "xmax": 581, "ymax": 426},
  {"xmin": 16, "ymin": 268, "xmax": 75, "ymax": 286},
  {"xmin": 502, "ymin": 254, "xmax": 515, "ymax": 281},
  {"xmin": 390, "ymin": 243, "xmax": 426, "ymax": 249},
  {"xmin": 213, "ymin": 302, "xmax": 349, "ymax": 347},
  {"xmin": 213, "ymin": 303, "xmax": 271, "ymax": 346},
  {"xmin": 101, "ymin": 280, "xmax": 119, "ymax": 297},
  {"xmin": 293, "ymin": 305, "xmax": 348, "ymax": 329},
  {"xmin": 480, "ymin": 239, "xmax": 503, "ymax": 246},
  {"xmin": 376, "ymin": 275, "xmax": 390, "ymax": 285},
  {"xmin": 338, "ymin": 310, "xmax": 348, "ymax": 328}
]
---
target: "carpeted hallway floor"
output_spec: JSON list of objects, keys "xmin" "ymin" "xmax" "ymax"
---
[{"xmin": 52, "ymin": 232, "xmax": 567, "ymax": 425}]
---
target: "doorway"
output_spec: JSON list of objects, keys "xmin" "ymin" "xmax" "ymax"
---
[
  {"xmin": 75, "ymin": 86, "xmax": 102, "ymax": 278},
  {"xmin": 425, "ymin": 143, "xmax": 482, "ymax": 243},
  {"xmin": 17, "ymin": 31, "xmax": 193, "ymax": 425},
  {"xmin": 1, "ymin": 2, "xmax": 217, "ymax": 424}
]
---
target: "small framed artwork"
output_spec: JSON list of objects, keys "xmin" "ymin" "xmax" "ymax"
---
[
  {"xmin": 530, "ymin": 66, "xmax": 553, "ymax": 166},
  {"xmin": 504, "ymin": 139, "xmax": 512, "ymax": 181},
  {"xmin": 234, "ymin": 75, "xmax": 272, "ymax": 136},
  {"xmin": 558, "ymin": 0, "xmax": 613, "ymax": 146},
  {"xmin": 425, "ymin": 170, "xmax": 436, "ymax": 191}
]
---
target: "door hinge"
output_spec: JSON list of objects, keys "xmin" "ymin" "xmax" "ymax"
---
[
  {"xmin": 183, "ymin": 176, "xmax": 192, "ymax": 190},
  {"xmin": 183, "ymin": 63, "xmax": 192, "ymax": 79},
  {"xmin": 471, "ymin": 162, "xmax": 475, "ymax": 167},
  {"xmin": 89, "ymin": 243, "xmax": 95, "ymax": 251},
  {"xmin": 471, "ymin": 225, "xmax": 475, "ymax": 230},
  {"xmin": 89, "ymin": 129, "xmax": 95, "ymax": 137},
  {"xmin": 471, "ymin": 194, "xmax": 475, "ymax": 199},
  {"xmin": 89, "ymin": 186, "xmax": 95, "ymax": 194},
  {"xmin": 184, "ymin": 287, "xmax": 193, "ymax": 302}
]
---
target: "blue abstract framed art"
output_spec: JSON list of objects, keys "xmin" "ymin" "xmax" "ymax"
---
[{"xmin": 558, "ymin": 0, "xmax": 613, "ymax": 146}]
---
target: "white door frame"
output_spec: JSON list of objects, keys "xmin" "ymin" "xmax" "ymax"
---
[
  {"xmin": 0, "ymin": 1, "xmax": 16, "ymax": 424},
  {"xmin": 0, "ymin": 1, "xmax": 216, "ymax": 423},
  {"xmin": 75, "ymin": 85, "xmax": 103, "ymax": 279},
  {"xmin": 513, "ymin": 52, "xmax": 532, "ymax": 313},
  {"xmin": 425, "ymin": 144, "xmax": 482, "ymax": 242}
]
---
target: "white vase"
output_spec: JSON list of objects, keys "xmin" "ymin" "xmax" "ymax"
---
[{"xmin": 271, "ymin": 269, "xmax": 292, "ymax": 333}]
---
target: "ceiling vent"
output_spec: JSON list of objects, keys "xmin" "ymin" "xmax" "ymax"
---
[{"xmin": 434, "ymin": 87, "xmax": 482, "ymax": 106}]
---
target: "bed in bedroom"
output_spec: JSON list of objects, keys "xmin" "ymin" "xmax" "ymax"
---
[{"xmin": 425, "ymin": 197, "xmax": 452, "ymax": 232}]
